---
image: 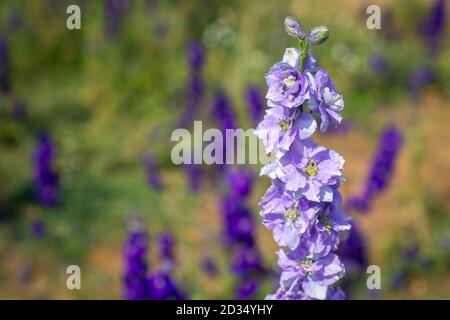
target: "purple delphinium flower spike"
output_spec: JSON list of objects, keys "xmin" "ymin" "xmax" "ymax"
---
[
  {"xmin": 179, "ymin": 42, "xmax": 205, "ymax": 191},
  {"xmin": 340, "ymin": 222, "xmax": 367, "ymax": 273},
  {"xmin": 142, "ymin": 153, "xmax": 163, "ymax": 190},
  {"xmin": 123, "ymin": 227, "xmax": 149, "ymax": 300},
  {"xmin": 0, "ymin": 36, "xmax": 11, "ymax": 94},
  {"xmin": 178, "ymin": 42, "xmax": 205, "ymax": 129},
  {"xmin": 104, "ymin": 0, "xmax": 132, "ymax": 38},
  {"xmin": 212, "ymin": 90, "xmax": 237, "ymax": 132},
  {"xmin": 245, "ymin": 85, "xmax": 265, "ymax": 126},
  {"xmin": 183, "ymin": 163, "xmax": 202, "ymax": 192},
  {"xmin": 147, "ymin": 272, "xmax": 186, "ymax": 300},
  {"xmin": 158, "ymin": 232, "xmax": 175, "ymax": 272},
  {"xmin": 420, "ymin": 0, "xmax": 446, "ymax": 54},
  {"xmin": 33, "ymin": 133, "xmax": 60, "ymax": 206},
  {"xmin": 222, "ymin": 168, "xmax": 265, "ymax": 299},
  {"xmin": 211, "ymin": 91, "xmax": 237, "ymax": 166},
  {"xmin": 347, "ymin": 125, "xmax": 403, "ymax": 213},
  {"xmin": 256, "ymin": 17, "xmax": 351, "ymax": 300}
]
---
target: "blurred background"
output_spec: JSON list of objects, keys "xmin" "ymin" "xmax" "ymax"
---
[{"xmin": 0, "ymin": 0, "xmax": 449, "ymax": 299}]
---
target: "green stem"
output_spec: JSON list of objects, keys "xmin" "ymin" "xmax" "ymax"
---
[{"xmin": 299, "ymin": 40, "xmax": 310, "ymax": 73}]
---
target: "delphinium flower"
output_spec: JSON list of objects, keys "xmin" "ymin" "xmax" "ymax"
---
[
  {"xmin": 246, "ymin": 85, "xmax": 265, "ymax": 126},
  {"xmin": 179, "ymin": 42, "xmax": 205, "ymax": 191},
  {"xmin": 147, "ymin": 273, "xmax": 186, "ymax": 300},
  {"xmin": 148, "ymin": 232, "xmax": 186, "ymax": 300},
  {"xmin": 33, "ymin": 133, "xmax": 60, "ymax": 206},
  {"xmin": 419, "ymin": 0, "xmax": 446, "ymax": 54},
  {"xmin": 407, "ymin": 66, "xmax": 435, "ymax": 98},
  {"xmin": 369, "ymin": 53, "xmax": 389, "ymax": 77},
  {"xmin": 338, "ymin": 222, "xmax": 368, "ymax": 297},
  {"xmin": 158, "ymin": 232, "xmax": 175, "ymax": 272},
  {"xmin": 201, "ymin": 256, "xmax": 218, "ymax": 277},
  {"xmin": 211, "ymin": 90, "xmax": 237, "ymax": 165},
  {"xmin": 104, "ymin": 0, "xmax": 132, "ymax": 38},
  {"xmin": 123, "ymin": 225, "xmax": 149, "ymax": 300},
  {"xmin": 142, "ymin": 153, "xmax": 163, "ymax": 190},
  {"xmin": 0, "ymin": 36, "xmax": 10, "ymax": 94},
  {"xmin": 256, "ymin": 17, "xmax": 351, "ymax": 300},
  {"xmin": 346, "ymin": 125, "xmax": 403, "ymax": 213},
  {"xmin": 178, "ymin": 42, "xmax": 205, "ymax": 129},
  {"xmin": 183, "ymin": 163, "xmax": 202, "ymax": 192},
  {"xmin": 222, "ymin": 168, "xmax": 265, "ymax": 299},
  {"xmin": 30, "ymin": 218, "xmax": 46, "ymax": 239}
]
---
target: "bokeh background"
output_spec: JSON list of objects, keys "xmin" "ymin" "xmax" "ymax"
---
[{"xmin": 0, "ymin": 0, "xmax": 449, "ymax": 299}]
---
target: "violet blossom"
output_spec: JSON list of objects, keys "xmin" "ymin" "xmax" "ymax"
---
[
  {"xmin": 33, "ymin": 133, "xmax": 60, "ymax": 206},
  {"xmin": 256, "ymin": 17, "xmax": 351, "ymax": 300},
  {"xmin": 0, "ymin": 36, "xmax": 10, "ymax": 94},
  {"xmin": 245, "ymin": 85, "xmax": 265, "ymax": 126},
  {"xmin": 347, "ymin": 125, "xmax": 403, "ymax": 213}
]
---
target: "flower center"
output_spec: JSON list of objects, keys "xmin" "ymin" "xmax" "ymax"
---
[
  {"xmin": 305, "ymin": 159, "xmax": 319, "ymax": 176},
  {"xmin": 278, "ymin": 119, "xmax": 290, "ymax": 132},
  {"xmin": 301, "ymin": 258, "xmax": 313, "ymax": 269},
  {"xmin": 320, "ymin": 216, "xmax": 332, "ymax": 232},
  {"xmin": 284, "ymin": 207, "xmax": 298, "ymax": 221},
  {"xmin": 282, "ymin": 75, "xmax": 297, "ymax": 89}
]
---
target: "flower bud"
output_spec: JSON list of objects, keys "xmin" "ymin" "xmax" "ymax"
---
[
  {"xmin": 307, "ymin": 26, "xmax": 329, "ymax": 45},
  {"xmin": 284, "ymin": 16, "xmax": 306, "ymax": 39}
]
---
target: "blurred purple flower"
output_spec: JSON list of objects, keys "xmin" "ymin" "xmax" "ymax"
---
[
  {"xmin": 408, "ymin": 66, "xmax": 435, "ymax": 94},
  {"xmin": 148, "ymin": 272, "xmax": 186, "ymax": 300},
  {"xmin": 369, "ymin": 53, "xmax": 389, "ymax": 76},
  {"xmin": 123, "ymin": 228, "xmax": 149, "ymax": 300},
  {"xmin": 142, "ymin": 153, "xmax": 163, "ymax": 190},
  {"xmin": 235, "ymin": 279, "xmax": 260, "ymax": 300},
  {"xmin": 158, "ymin": 232, "xmax": 175, "ymax": 272},
  {"xmin": 188, "ymin": 42, "xmax": 204, "ymax": 72},
  {"xmin": 420, "ymin": 0, "xmax": 446, "ymax": 43},
  {"xmin": 201, "ymin": 256, "xmax": 218, "ymax": 277},
  {"xmin": 183, "ymin": 163, "xmax": 202, "ymax": 192},
  {"xmin": 226, "ymin": 168, "xmax": 253, "ymax": 198},
  {"xmin": 230, "ymin": 246, "xmax": 265, "ymax": 276},
  {"xmin": 347, "ymin": 125, "xmax": 403, "ymax": 213},
  {"xmin": 212, "ymin": 90, "xmax": 237, "ymax": 131},
  {"xmin": 340, "ymin": 222, "xmax": 367, "ymax": 272},
  {"xmin": 33, "ymin": 133, "xmax": 60, "ymax": 206},
  {"xmin": 178, "ymin": 42, "xmax": 205, "ymax": 129},
  {"xmin": 0, "ymin": 36, "xmax": 11, "ymax": 93},
  {"xmin": 221, "ymin": 168, "xmax": 265, "ymax": 299},
  {"xmin": 245, "ymin": 85, "xmax": 265, "ymax": 126},
  {"xmin": 30, "ymin": 219, "xmax": 46, "ymax": 239},
  {"xmin": 104, "ymin": 0, "xmax": 132, "ymax": 38}
]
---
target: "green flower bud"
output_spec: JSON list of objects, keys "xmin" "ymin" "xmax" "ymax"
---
[
  {"xmin": 284, "ymin": 16, "xmax": 306, "ymax": 39},
  {"xmin": 307, "ymin": 26, "xmax": 329, "ymax": 45}
]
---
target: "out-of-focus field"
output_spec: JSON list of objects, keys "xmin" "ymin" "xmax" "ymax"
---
[{"xmin": 0, "ymin": 0, "xmax": 449, "ymax": 299}]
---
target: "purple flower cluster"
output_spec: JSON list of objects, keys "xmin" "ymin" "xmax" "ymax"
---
[
  {"xmin": 123, "ymin": 225, "xmax": 185, "ymax": 300},
  {"xmin": 123, "ymin": 228, "xmax": 149, "ymax": 300},
  {"xmin": 142, "ymin": 153, "xmax": 163, "ymax": 190},
  {"xmin": 180, "ymin": 42, "xmax": 205, "ymax": 192},
  {"xmin": 346, "ymin": 125, "xmax": 403, "ymax": 213},
  {"xmin": 178, "ymin": 42, "xmax": 205, "ymax": 129},
  {"xmin": 33, "ymin": 133, "xmax": 60, "ymax": 206},
  {"xmin": 222, "ymin": 168, "xmax": 265, "ymax": 299},
  {"xmin": 420, "ymin": 0, "xmax": 446, "ymax": 53},
  {"xmin": 246, "ymin": 85, "xmax": 265, "ymax": 126},
  {"xmin": 256, "ymin": 17, "xmax": 351, "ymax": 300}
]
